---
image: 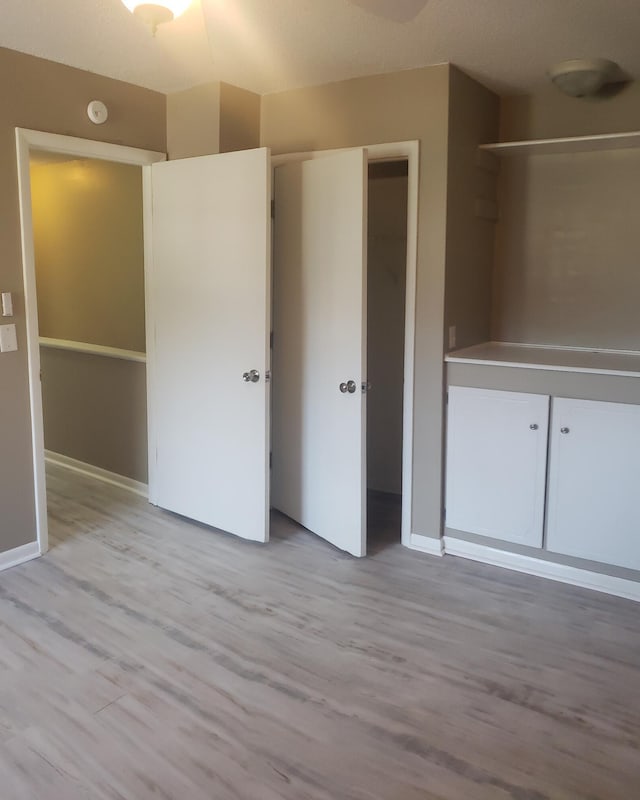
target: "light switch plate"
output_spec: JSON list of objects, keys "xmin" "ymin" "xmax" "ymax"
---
[
  {"xmin": 448, "ymin": 325, "xmax": 457, "ymax": 350},
  {"xmin": 0, "ymin": 324, "xmax": 18, "ymax": 353},
  {"xmin": 1, "ymin": 292, "xmax": 13, "ymax": 317}
]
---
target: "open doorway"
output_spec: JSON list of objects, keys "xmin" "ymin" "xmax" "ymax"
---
[
  {"xmin": 270, "ymin": 142, "xmax": 418, "ymax": 558},
  {"xmin": 366, "ymin": 160, "xmax": 408, "ymax": 553},
  {"xmin": 16, "ymin": 129, "xmax": 165, "ymax": 555},
  {"xmin": 28, "ymin": 151, "xmax": 148, "ymax": 548}
]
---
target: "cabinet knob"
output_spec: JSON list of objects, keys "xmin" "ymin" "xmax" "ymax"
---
[
  {"xmin": 560, "ymin": 427, "xmax": 570, "ymax": 435},
  {"xmin": 529, "ymin": 423, "xmax": 539, "ymax": 431}
]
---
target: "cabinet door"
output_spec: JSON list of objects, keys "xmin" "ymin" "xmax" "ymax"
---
[
  {"xmin": 445, "ymin": 387, "xmax": 549, "ymax": 546},
  {"xmin": 546, "ymin": 398, "xmax": 640, "ymax": 570}
]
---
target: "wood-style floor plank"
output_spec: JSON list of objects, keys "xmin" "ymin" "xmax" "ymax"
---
[{"xmin": 0, "ymin": 464, "xmax": 638, "ymax": 799}]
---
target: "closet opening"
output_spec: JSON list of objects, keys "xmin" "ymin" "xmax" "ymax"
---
[
  {"xmin": 270, "ymin": 142, "xmax": 417, "ymax": 557},
  {"xmin": 366, "ymin": 159, "xmax": 409, "ymax": 553}
]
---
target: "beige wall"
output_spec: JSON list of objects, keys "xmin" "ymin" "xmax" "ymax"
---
[
  {"xmin": 41, "ymin": 349, "xmax": 148, "ymax": 482},
  {"xmin": 219, "ymin": 82, "xmax": 261, "ymax": 153},
  {"xmin": 494, "ymin": 83, "xmax": 640, "ymax": 350},
  {"xmin": 167, "ymin": 82, "xmax": 220, "ymax": 159},
  {"xmin": 444, "ymin": 68, "xmax": 500, "ymax": 351},
  {"xmin": 367, "ymin": 166, "xmax": 407, "ymax": 495},
  {"xmin": 492, "ymin": 149, "xmax": 640, "ymax": 349},
  {"xmin": 31, "ymin": 159, "xmax": 145, "ymax": 351},
  {"xmin": 166, "ymin": 81, "xmax": 260, "ymax": 160},
  {"xmin": 0, "ymin": 46, "xmax": 165, "ymax": 553},
  {"xmin": 500, "ymin": 82, "xmax": 640, "ymax": 141},
  {"xmin": 261, "ymin": 65, "xmax": 452, "ymax": 539}
]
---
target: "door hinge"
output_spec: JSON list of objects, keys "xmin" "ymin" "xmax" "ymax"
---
[
  {"xmin": 271, "ymin": 199, "xmax": 275, "ymax": 219},
  {"xmin": 269, "ymin": 452, "xmax": 273, "ymax": 469},
  {"xmin": 270, "ymin": 331, "xmax": 274, "ymax": 349}
]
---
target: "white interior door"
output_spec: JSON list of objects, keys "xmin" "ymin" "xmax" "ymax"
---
[
  {"xmin": 445, "ymin": 386, "xmax": 550, "ymax": 547},
  {"xmin": 148, "ymin": 148, "xmax": 271, "ymax": 542},
  {"xmin": 272, "ymin": 149, "xmax": 368, "ymax": 557}
]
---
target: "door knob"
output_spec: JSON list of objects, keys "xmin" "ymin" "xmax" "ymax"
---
[
  {"xmin": 529, "ymin": 424, "xmax": 539, "ymax": 431},
  {"xmin": 560, "ymin": 427, "xmax": 570, "ymax": 434},
  {"xmin": 339, "ymin": 380, "xmax": 357, "ymax": 394},
  {"xmin": 243, "ymin": 369, "xmax": 260, "ymax": 383}
]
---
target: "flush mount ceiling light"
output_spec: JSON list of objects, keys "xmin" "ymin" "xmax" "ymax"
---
[
  {"xmin": 548, "ymin": 58, "xmax": 619, "ymax": 98},
  {"xmin": 121, "ymin": 1, "xmax": 191, "ymax": 34}
]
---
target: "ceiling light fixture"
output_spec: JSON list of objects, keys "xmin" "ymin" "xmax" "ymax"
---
[
  {"xmin": 121, "ymin": 1, "xmax": 191, "ymax": 35},
  {"xmin": 548, "ymin": 59, "xmax": 619, "ymax": 98}
]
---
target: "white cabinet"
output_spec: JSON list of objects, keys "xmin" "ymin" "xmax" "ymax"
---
[
  {"xmin": 546, "ymin": 398, "xmax": 640, "ymax": 570},
  {"xmin": 445, "ymin": 387, "xmax": 550, "ymax": 547}
]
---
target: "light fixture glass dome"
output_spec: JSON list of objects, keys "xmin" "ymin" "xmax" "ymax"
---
[
  {"xmin": 548, "ymin": 59, "xmax": 618, "ymax": 98},
  {"xmin": 121, "ymin": 1, "xmax": 191, "ymax": 33}
]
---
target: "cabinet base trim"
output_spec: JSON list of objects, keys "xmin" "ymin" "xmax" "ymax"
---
[
  {"xmin": 0, "ymin": 541, "xmax": 41, "ymax": 573},
  {"xmin": 45, "ymin": 451, "xmax": 148, "ymax": 498},
  {"xmin": 409, "ymin": 534, "xmax": 444, "ymax": 556},
  {"xmin": 443, "ymin": 537, "xmax": 640, "ymax": 602}
]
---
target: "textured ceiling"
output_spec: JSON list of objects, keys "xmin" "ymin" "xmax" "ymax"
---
[{"xmin": 1, "ymin": 0, "xmax": 638, "ymax": 96}]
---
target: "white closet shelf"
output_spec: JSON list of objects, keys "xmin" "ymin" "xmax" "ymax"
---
[
  {"xmin": 479, "ymin": 131, "xmax": 640, "ymax": 157},
  {"xmin": 445, "ymin": 342, "xmax": 640, "ymax": 378}
]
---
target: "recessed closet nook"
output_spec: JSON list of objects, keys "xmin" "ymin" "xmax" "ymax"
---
[{"xmin": 444, "ymin": 131, "xmax": 640, "ymax": 596}]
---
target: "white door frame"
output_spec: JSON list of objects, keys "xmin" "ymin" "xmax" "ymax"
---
[
  {"xmin": 15, "ymin": 128, "xmax": 165, "ymax": 556},
  {"xmin": 272, "ymin": 141, "xmax": 419, "ymax": 549}
]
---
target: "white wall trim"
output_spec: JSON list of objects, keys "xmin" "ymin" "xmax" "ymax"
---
[
  {"xmin": 142, "ymin": 165, "xmax": 158, "ymax": 506},
  {"xmin": 39, "ymin": 337, "xmax": 146, "ymax": 364},
  {"xmin": 409, "ymin": 533, "xmax": 445, "ymax": 557},
  {"xmin": 272, "ymin": 141, "xmax": 419, "ymax": 550},
  {"xmin": 0, "ymin": 541, "xmax": 41, "ymax": 573},
  {"xmin": 45, "ymin": 450, "xmax": 148, "ymax": 498},
  {"xmin": 15, "ymin": 128, "xmax": 165, "ymax": 555},
  {"xmin": 443, "ymin": 537, "xmax": 640, "ymax": 603},
  {"xmin": 16, "ymin": 128, "xmax": 165, "ymax": 166}
]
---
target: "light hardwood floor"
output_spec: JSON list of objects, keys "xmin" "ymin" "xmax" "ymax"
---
[{"xmin": 0, "ymin": 464, "xmax": 639, "ymax": 799}]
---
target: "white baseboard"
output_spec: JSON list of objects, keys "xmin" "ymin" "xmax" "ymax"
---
[
  {"xmin": 45, "ymin": 450, "xmax": 148, "ymax": 498},
  {"xmin": 443, "ymin": 537, "xmax": 640, "ymax": 603},
  {"xmin": 0, "ymin": 541, "xmax": 41, "ymax": 572},
  {"xmin": 408, "ymin": 533, "xmax": 444, "ymax": 557}
]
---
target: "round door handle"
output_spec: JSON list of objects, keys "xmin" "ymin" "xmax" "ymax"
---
[
  {"xmin": 529, "ymin": 424, "xmax": 539, "ymax": 431},
  {"xmin": 243, "ymin": 369, "xmax": 260, "ymax": 383},
  {"xmin": 339, "ymin": 382, "xmax": 348, "ymax": 394},
  {"xmin": 560, "ymin": 427, "xmax": 570, "ymax": 434},
  {"xmin": 339, "ymin": 380, "xmax": 357, "ymax": 394}
]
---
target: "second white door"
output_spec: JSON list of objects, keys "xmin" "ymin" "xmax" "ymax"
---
[{"xmin": 272, "ymin": 149, "xmax": 368, "ymax": 556}]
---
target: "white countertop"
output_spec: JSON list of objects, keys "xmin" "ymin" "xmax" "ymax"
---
[{"xmin": 445, "ymin": 342, "xmax": 640, "ymax": 378}]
